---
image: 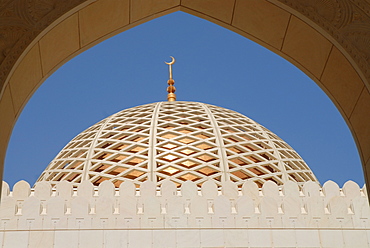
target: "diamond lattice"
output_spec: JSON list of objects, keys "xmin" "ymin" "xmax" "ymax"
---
[{"xmin": 37, "ymin": 101, "xmax": 318, "ymax": 188}]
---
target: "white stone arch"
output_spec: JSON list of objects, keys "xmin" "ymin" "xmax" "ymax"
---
[{"xmin": 0, "ymin": 0, "xmax": 369, "ymax": 195}]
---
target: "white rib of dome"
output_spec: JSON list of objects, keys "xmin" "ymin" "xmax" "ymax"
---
[{"xmin": 37, "ymin": 101, "xmax": 318, "ymax": 188}]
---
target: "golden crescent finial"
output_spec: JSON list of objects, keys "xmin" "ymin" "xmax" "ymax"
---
[
  {"xmin": 165, "ymin": 56, "xmax": 175, "ymax": 80},
  {"xmin": 165, "ymin": 56, "xmax": 176, "ymax": 65},
  {"xmin": 165, "ymin": 56, "xmax": 176, "ymax": 102}
]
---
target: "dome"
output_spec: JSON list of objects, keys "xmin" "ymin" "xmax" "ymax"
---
[{"xmin": 37, "ymin": 101, "xmax": 318, "ymax": 188}]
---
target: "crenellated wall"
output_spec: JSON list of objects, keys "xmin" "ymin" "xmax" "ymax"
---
[
  {"xmin": 1, "ymin": 179, "xmax": 369, "ymax": 229},
  {"xmin": 0, "ymin": 179, "xmax": 369, "ymax": 247},
  {"xmin": 1, "ymin": 2, "xmax": 370, "ymax": 207}
]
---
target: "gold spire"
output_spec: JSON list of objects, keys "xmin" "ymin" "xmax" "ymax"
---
[{"xmin": 165, "ymin": 56, "xmax": 176, "ymax": 101}]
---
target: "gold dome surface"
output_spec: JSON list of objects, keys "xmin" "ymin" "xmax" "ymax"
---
[{"xmin": 37, "ymin": 101, "xmax": 318, "ymax": 188}]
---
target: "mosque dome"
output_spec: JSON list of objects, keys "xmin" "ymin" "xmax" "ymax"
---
[{"xmin": 37, "ymin": 101, "xmax": 318, "ymax": 188}]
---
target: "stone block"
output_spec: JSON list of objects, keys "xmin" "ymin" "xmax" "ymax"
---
[
  {"xmin": 343, "ymin": 230, "xmax": 368, "ymax": 247},
  {"xmin": 77, "ymin": 180, "xmax": 94, "ymax": 198},
  {"xmin": 79, "ymin": 230, "xmax": 104, "ymax": 247},
  {"xmin": 222, "ymin": 180, "xmax": 238, "ymax": 199},
  {"xmin": 130, "ymin": 0, "xmax": 180, "ymax": 23},
  {"xmin": 3, "ymin": 231, "xmax": 28, "ymax": 248},
  {"xmin": 350, "ymin": 88, "xmax": 370, "ymax": 162},
  {"xmin": 260, "ymin": 196, "xmax": 278, "ymax": 218},
  {"xmin": 342, "ymin": 180, "xmax": 361, "ymax": 201},
  {"xmin": 181, "ymin": 180, "xmax": 197, "ymax": 198},
  {"xmin": 8, "ymin": 44, "xmax": 42, "ymax": 115},
  {"xmin": 0, "ymin": 86, "xmax": 15, "ymax": 170},
  {"xmin": 55, "ymin": 181, "xmax": 73, "ymax": 199},
  {"xmin": 262, "ymin": 180, "xmax": 280, "ymax": 201},
  {"xmin": 322, "ymin": 180, "xmax": 340, "ymax": 205},
  {"xmin": 79, "ymin": 0, "xmax": 130, "ymax": 47},
  {"xmin": 272, "ymin": 229, "xmax": 296, "ymax": 247},
  {"xmin": 236, "ymin": 195, "xmax": 255, "ymax": 217},
  {"xmin": 176, "ymin": 229, "xmax": 200, "ymax": 248},
  {"xmin": 34, "ymin": 181, "xmax": 52, "ymax": 200},
  {"xmin": 320, "ymin": 229, "xmax": 345, "ymax": 247},
  {"xmin": 321, "ymin": 47, "xmax": 364, "ymax": 118},
  {"xmin": 128, "ymin": 229, "xmax": 152, "ymax": 247},
  {"xmin": 119, "ymin": 180, "xmax": 136, "ymax": 197},
  {"xmin": 160, "ymin": 179, "xmax": 177, "ymax": 198},
  {"xmin": 1, "ymin": 181, "xmax": 9, "ymax": 198},
  {"xmin": 295, "ymin": 229, "xmax": 320, "ymax": 247},
  {"xmin": 302, "ymin": 181, "xmax": 321, "ymax": 197},
  {"xmin": 105, "ymin": 230, "xmax": 126, "ymax": 247},
  {"xmin": 182, "ymin": 0, "xmax": 235, "ymax": 23},
  {"xmin": 13, "ymin": 180, "xmax": 31, "ymax": 200},
  {"xmin": 140, "ymin": 180, "xmax": 156, "ymax": 197},
  {"xmin": 152, "ymin": 229, "xmax": 177, "ymax": 248},
  {"xmin": 232, "ymin": 0, "xmax": 290, "ymax": 49},
  {"xmin": 54, "ymin": 231, "xmax": 79, "ymax": 248},
  {"xmin": 282, "ymin": 196, "xmax": 301, "ymax": 217},
  {"xmin": 28, "ymin": 231, "xmax": 54, "ymax": 248},
  {"xmin": 282, "ymin": 16, "xmax": 332, "ymax": 78},
  {"xmin": 39, "ymin": 13, "xmax": 79, "ymax": 75},
  {"xmin": 201, "ymin": 179, "xmax": 218, "ymax": 198},
  {"xmin": 248, "ymin": 229, "xmax": 272, "ymax": 247},
  {"xmin": 224, "ymin": 229, "xmax": 249, "ymax": 247},
  {"xmin": 283, "ymin": 180, "xmax": 300, "ymax": 197},
  {"xmin": 0, "ymin": 197, "xmax": 16, "ymax": 218},
  {"xmin": 98, "ymin": 180, "xmax": 115, "ymax": 198},
  {"xmin": 241, "ymin": 180, "xmax": 259, "ymax": 200},
  {"xmin": 200, "ymin": 229, "xmax": 224, "ymax": 247}
]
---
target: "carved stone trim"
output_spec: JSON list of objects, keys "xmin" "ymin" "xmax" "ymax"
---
[
  {"xmin": 0, "ymin": 0, "xmax": 369, "ymax": 93},
  {"xmin": 276, "ymin": 0, "xmax": 370, "ymax": 86},
  {"xmin": 0, "ymin": 0, "xmax": 86, "ymax": 90}
]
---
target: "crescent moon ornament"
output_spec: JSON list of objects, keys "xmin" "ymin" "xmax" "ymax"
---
[
  {"xmin": 165, "ymin": 56, "xmax": 176, "ymax": 79},
  {"xmin": 164, "ymin": 56, "xmax": 176, "ymax": 101},
  {"xmin": 165, "ymin": 56, "xmax": 176, "ymax": 65}
]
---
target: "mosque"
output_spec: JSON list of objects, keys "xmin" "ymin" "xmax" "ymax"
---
[{"xmin": 0, "ymin": 58, "xmax": 369, "ymax": 247}]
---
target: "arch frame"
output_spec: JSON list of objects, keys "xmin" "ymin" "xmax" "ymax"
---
[{"xmin": 0, "ymin": 0, "xmax": 369, "ymax": 194}]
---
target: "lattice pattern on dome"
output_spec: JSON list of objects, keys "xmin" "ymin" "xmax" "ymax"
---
[{"xmin": 37, "ymin": 102, "xmax": 318, "ymax": 188}]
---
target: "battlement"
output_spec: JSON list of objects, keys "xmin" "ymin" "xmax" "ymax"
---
[{"xmin": 0, "ymin": 179, "xmax": 369, "ymax": 230}]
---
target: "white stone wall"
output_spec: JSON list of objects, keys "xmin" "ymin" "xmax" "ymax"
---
[{"xmin": 0, "ymin": 179, "xmax": 369, "ymax": 247}]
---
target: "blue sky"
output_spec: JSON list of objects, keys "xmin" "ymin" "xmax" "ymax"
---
[{"xmin": 4, "ymin": 12, "xmax": 364, "ymax": 188}]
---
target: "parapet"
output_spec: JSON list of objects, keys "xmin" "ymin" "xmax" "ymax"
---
[{"xmin": 0, "ymin": 179, "xmax": 368, "ymax": 230}]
